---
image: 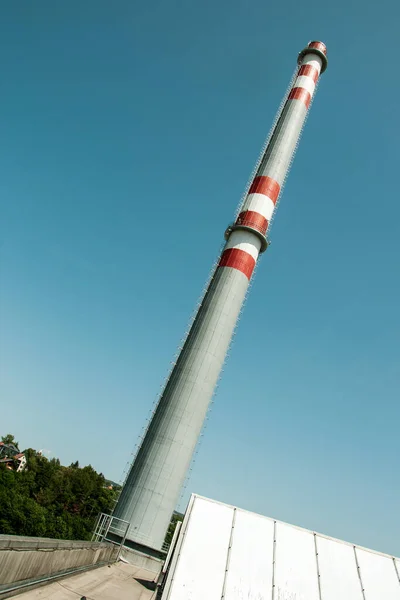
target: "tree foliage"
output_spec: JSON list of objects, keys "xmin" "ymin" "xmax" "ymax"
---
[
  {"xmin": 164, "ymin": 512, "xmax": 184, "ymax": 546},
  {"xmin": 0, "ymin": 440, "xmax": 119, "ymax": 541},
  {"xmin": 1, "ymin": 433, "xmax": 19, "ymax": 448}
]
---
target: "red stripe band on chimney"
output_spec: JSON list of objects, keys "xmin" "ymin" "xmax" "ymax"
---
[
  {"xmin": 308, "ymin": 41, "xmax": 327, "ymax": 55},
  {"xmin": 219, "ymin": 248, "xmax": 256, "ymax": 280},
  {"xmin": 248, "ymin": 176, "xmax": 280, "ymax": 203},
  {"xmin": 288, "ymin": 87, "xmax": 311, "ymax": 108},
  {"xmin": 298, "ymin": 64, "xmax": 319, "ymax": 83},
  {"xmin": 236, "ymin": 211, "xmax": 268, "ymax": 236}
]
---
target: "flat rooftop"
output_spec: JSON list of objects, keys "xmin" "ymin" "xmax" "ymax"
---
[{"xmin": 14, "ymin": 562, "xmax": 155, "ymax": 600}]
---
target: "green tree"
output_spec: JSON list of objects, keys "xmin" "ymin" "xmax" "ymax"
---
[
  {"xmin": 0, "ymin": 436, "xmax": 119, "ymax": 541},
  {"xmin": 1, "ymin": 434, "xmax": 19, "ymax": 448},
  {"xmin": 164, "ymin": 512, "xmax": 184, "ymax": 547}
]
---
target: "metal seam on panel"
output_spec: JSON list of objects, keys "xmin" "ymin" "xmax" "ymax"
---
[
  {"xmin": 353, "ymin": 546, "xmax": 367, "ymax": 600},
  {"xmin": 174, "ymin": 493, "xmax": 398, "ymax": 562},
  {"xmin": 271, "ymin": 520, "xmax": 277, "ymax": 600},
  {"xmin": 163, "ymin": 495, "xmax": 197, "ymax": 600},
  {"xmin": 220, "ymin": 507, "xmax": 237, "ymax": 599},
  {"xmin": 393, "ymin": 557, "xmax": 400, "ymax": 585},
  {"xmin": 158, "ymin": 521, "xmax": 181, "ymax": 595},
  {"xmin": 314, "ymin": 533, "xmax": 323, "ymax": 600}
]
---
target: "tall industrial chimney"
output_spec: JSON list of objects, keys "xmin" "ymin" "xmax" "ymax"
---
[{"xmin": 114, "ymin": 41, "xmax": 328, "ymax": 550}]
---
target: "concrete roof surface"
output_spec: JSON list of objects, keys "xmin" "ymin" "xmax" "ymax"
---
[{"xmin": 15, "ymin": 562, "xmax": 156, "ymax": 600}]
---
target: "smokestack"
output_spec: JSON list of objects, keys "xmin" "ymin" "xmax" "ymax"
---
[{"xmin": 114, "ymin": 41, "xmax": 328, "ymax": 550}]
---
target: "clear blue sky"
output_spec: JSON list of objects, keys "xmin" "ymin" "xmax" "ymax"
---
[{"xmin": 1, "ymin": 1, "xmax": 399, "ymax": 556}]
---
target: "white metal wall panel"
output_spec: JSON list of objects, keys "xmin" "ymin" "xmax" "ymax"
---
[
  {"xmin": 223, "ymin": 508, "xmax": 274, "ymax": 600},
  {"xmin": 317, "ymin": 535, "xmax": 363, "ymax": 600},
  {"xmin": 163, "ymin": 495, "xmax": 400, "ymax": 600},
  {"xmin": 274, "ymin": 521, "xmax": 320, "ymax": 600},
  {"xmin": 165, "ymin": 497, "xmax": 233, "ymax": 600},
  {"xmin": 356, "ymin": 548, "xmax": 400, "ymax": 600}
]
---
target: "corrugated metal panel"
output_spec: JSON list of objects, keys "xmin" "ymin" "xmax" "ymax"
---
[{"xmin": 162, "ymin": 495, "xmax": 400, "ymax": 600}]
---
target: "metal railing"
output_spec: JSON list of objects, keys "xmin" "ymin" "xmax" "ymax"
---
[{"xmin": 92, "ymin": 513, "xmax": 130, "ymax": 559}]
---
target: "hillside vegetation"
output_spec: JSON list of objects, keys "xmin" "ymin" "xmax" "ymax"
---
[{"xmin": 0, "ymin": 435, "xmax": 118, "ymax": 540}]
